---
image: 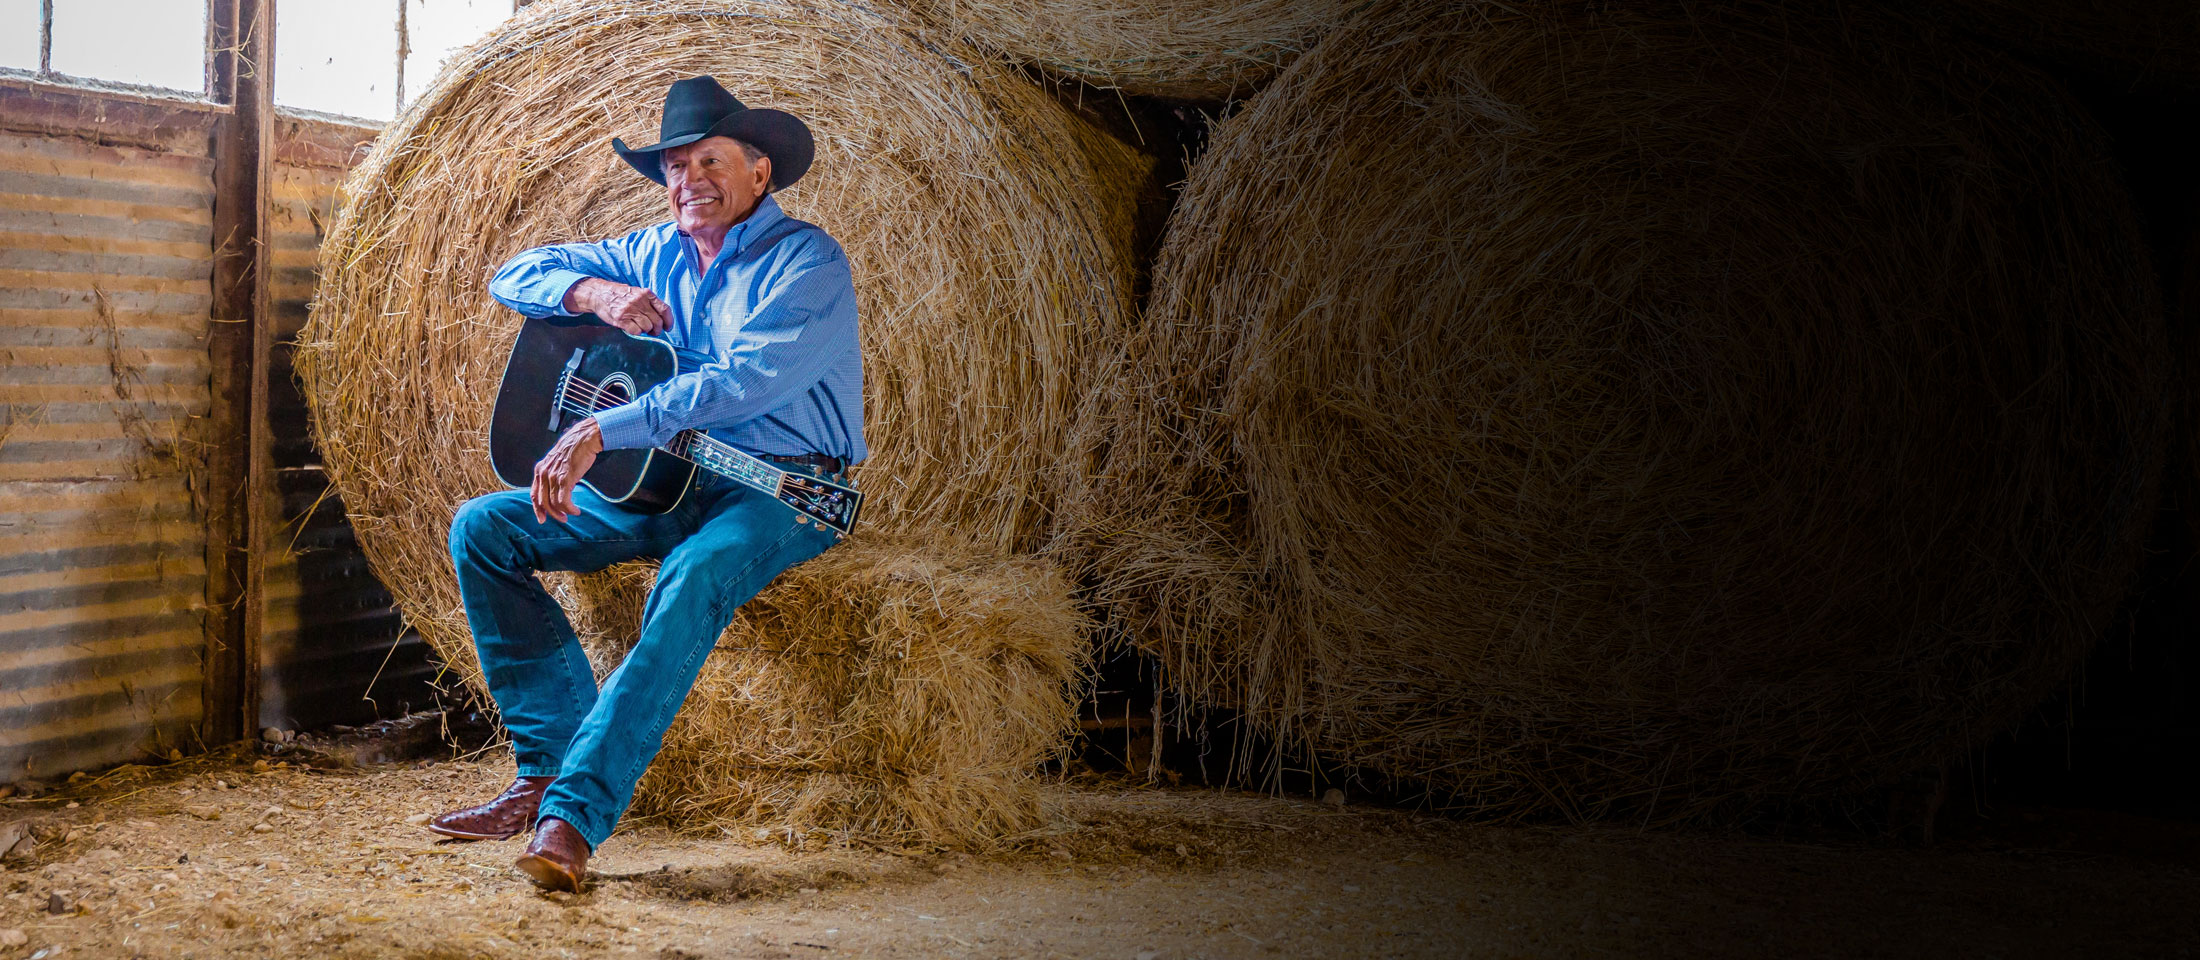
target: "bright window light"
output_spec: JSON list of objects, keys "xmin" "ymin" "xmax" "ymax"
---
[
  {"xmin": 49, "ymin": 0, "xmax": 207, "ymax": 94},
  {"xmin": 402, "ymin": 0, "xmax": 508, "ymax": 105},
  {"xmin": 277, "ymin": 1, "xmax": 400, "ymax": 122},
  {"xmin": 0, "ymin": 0, "xmax": 37, "ymax": 72}
]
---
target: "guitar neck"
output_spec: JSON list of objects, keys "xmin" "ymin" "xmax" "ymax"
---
[
  {"xmin": 661, "ymin": 429, "xmax": 863, "ymax": 535},
  {"xmin": 664, "ymin": 433, "xmax": 787, "ymax": 499},
  {"xmin": 665, "ymin": 430, "xmax": 785, "ymax": 497}
]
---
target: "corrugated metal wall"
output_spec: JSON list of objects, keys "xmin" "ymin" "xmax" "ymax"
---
[
  {"xmin": 0, "ymin": 85, "xmax": 438, "ymax": 778},
  {"xmin": 0, "ymin": 104, "xmax": 217, "ymax": 779},
  {"xmin": 258, "ymin": 117, "xmax": 438, "ymax": 731}
]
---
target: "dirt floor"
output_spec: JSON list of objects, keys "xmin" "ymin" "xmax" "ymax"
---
[{"xmin": 1, "ymin": 744, "xmax": 2197, "ymax": 959}]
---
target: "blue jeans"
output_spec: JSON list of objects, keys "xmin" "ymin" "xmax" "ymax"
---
[{"xmin": 447, "ymin": 468, "xmax": 842, "ymax": 849}]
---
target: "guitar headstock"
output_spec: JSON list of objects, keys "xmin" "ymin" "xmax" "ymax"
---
[{"xmin": 774, "ymin": 471, "xmax": 863, "ymax": 536}]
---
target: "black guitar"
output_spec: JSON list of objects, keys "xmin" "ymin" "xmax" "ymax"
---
[{"xmin": 488, "ymin": 315, "xmax": 864, "ymax": 536}]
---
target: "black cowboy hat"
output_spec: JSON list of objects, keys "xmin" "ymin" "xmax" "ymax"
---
[{"xmin": 612, "ymin": 76, "xmax": 814, "ymax": 191}]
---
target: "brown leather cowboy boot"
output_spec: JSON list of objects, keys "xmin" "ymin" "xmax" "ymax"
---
[
  {"xmin": 424, "ymin": 776, "xmax": 553, "ymax": 841},
  {"xmin": 515, "ymin": 816, "xmax": 589, "ymax": 892}
]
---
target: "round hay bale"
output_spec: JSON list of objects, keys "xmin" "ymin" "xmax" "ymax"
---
[
  {"xmin": 904, "ymin": 0, "xmax": 1350, "ymax": 100},
  {"xmin": 558, "ymin": 540, "xmax": 1091, "ymax": 845},
  {"xmin": 298, "ymin": 0, "xmax": 1145, "ymax": 844},
  {"xmin": 297, "ymin": 0, "xmax": 1146, "ymax": 694},
  {"xmin": 1068, "ymin": 0, "xmax": 2169, "ymax": 821}
]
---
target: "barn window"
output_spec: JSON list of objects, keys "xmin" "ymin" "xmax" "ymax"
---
[
  {"xmin": 3, "ymin": 1, "xmax": 524, "ymax": 118},
  {"xmin": 275, "ymin": 0, "xmax": 518, "ymax": 122},
  {"xmin": 275, "ymin": 2, "xmax": 403, "ymax": 121},
  {"xmin": 0, "ymin": 2, "xmax": 36, "ymax": 72},
  {"xmin": 400, "ymin": 0, "xmax": 511, "ymax": 106},
  {"xmin": 21, "ymin": 0, "xmax": 209, "ymax": 95}
]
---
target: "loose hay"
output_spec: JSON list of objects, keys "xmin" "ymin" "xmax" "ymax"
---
[
  {"xmin": 297, "ymin": 0, "xmax": 1144, "ymax": 843},
  {"xmin": 1066, "ymin": 0, "xmax": 2170, "ymax": 821},
  {"xmin": 904, "ymin": 0, "xmax": 1353, "ymax": 100}
]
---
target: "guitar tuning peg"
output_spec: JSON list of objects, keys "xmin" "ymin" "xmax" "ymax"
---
[{"xmin": 813, "ymin": 521, "xmax": 829, "ymax": 532}]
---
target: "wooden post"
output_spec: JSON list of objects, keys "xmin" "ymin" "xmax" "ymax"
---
[
  {"xmin": 37, "ymin": 0, "xmax": 51, "ymax": 75},
  {"xmin": 202, "ymin": 0, "xmax": 273, "ymax": 748},
  {"xmin": 1149, "ymin": 671, "xmax": 1164, "ymax": 783}
]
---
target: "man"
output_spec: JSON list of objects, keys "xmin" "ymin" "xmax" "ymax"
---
[{"xmin": 426, "ymin": 76, "xmax": 864, "ymax": 892}]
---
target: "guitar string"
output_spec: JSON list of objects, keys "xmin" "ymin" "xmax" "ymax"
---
[
  {"xmin": 556, "ymin": 379, "xmax": 746, "ymax": 462},
  {"xmin": 557, "ymin": 371, "xmax": 699, "ymax": 413},
  {"xmin": 554, "ymin": 380, "xmax": 702, "ymax": 459},
  {"xmin": 554, "ymin": 398, "xmax": 844, "ymax": 517},
  {"xmin": 555, "ymin": 377, "xmax": 631, "ymax": 410},
  {"xmin": 552, "ymin": 375, "xmax": 828, "ymax": 473},
  {"xmin": 551, "ymin": 376, "xmax": 853, "ymax": 514},
  {"xmin": 549, "ymin": 396, "xmax": 849, "ymax": 520},
  {"xmin": 556, "ymin": 378, "xmax": 792, "ymax": 469}
]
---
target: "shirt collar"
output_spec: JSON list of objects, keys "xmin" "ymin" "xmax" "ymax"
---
[{"xmin": 674, "ymin": 193, "xmax": 785, "ymax": 260}]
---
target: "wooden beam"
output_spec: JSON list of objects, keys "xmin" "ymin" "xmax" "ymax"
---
[
  {"xmin": 272, "ymin": 114, "xmax": 379, "ymax": 171},
  {"xmin": 0, "ymin": 80, "xmax": 224, "ymax": 152},
  {"xmin": 202, "ymin": 0, "xmax": 274, "ymax": 748}
]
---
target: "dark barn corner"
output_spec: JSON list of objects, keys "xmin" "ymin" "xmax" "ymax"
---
[{"xmin": 2, "ymin": 1, "xmax": 2198, "ymax": 957}]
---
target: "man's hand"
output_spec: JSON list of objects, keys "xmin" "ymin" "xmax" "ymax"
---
[
  {"xmin": 565, "ymin": 277, "xmax": 671, "ymax": 336},
  {"xmin": 532, "ymin": 418, "xmax": 604, "ymax": 523}
]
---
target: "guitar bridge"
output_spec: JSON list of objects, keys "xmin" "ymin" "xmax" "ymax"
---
[{"xmin": 549, "ymin": 347, "xmax": 586, "ymax": 431}]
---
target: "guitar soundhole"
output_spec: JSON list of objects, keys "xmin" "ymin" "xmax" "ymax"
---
[{"xmin": 592, "ymin": 373, "xmax": 635, "ymax": 411}]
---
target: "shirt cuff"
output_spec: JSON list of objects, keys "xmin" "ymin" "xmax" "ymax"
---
[
  {"xmin": 591, "ymin": 402, "xmax": 654, "ymax": 451},
  {"xmin": 538, "ymin": 268, "xmax": 592, "ymax": 317}
]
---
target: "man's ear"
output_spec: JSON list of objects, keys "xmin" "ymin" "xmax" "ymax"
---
[{"xmin": 755, "ymin": 155, "xmax": 773, "ymax": 195}]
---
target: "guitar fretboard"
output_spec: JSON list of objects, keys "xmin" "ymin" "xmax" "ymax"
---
[{"xmin": 665, "ymin": 430, "xmax": 786, "ymax": 493}]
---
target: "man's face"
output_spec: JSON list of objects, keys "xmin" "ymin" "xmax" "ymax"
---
[{"xmin": 662, "ymin": 136, "xmax": 770, "ymax": 236}]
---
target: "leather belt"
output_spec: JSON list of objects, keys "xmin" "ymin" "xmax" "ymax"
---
[{"xmin": 763, "ymin": 452, "xmax": 844, "ymax": 475}]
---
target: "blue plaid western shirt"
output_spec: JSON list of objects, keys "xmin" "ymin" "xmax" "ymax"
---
[{"xmin": 487, "ymin": 194, "xmax": 866, "ymax": 465}]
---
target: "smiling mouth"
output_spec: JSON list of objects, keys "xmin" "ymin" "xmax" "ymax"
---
[{"xmin": 681, "ymin": 197, "xmax": 719, "ymax": 209}]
